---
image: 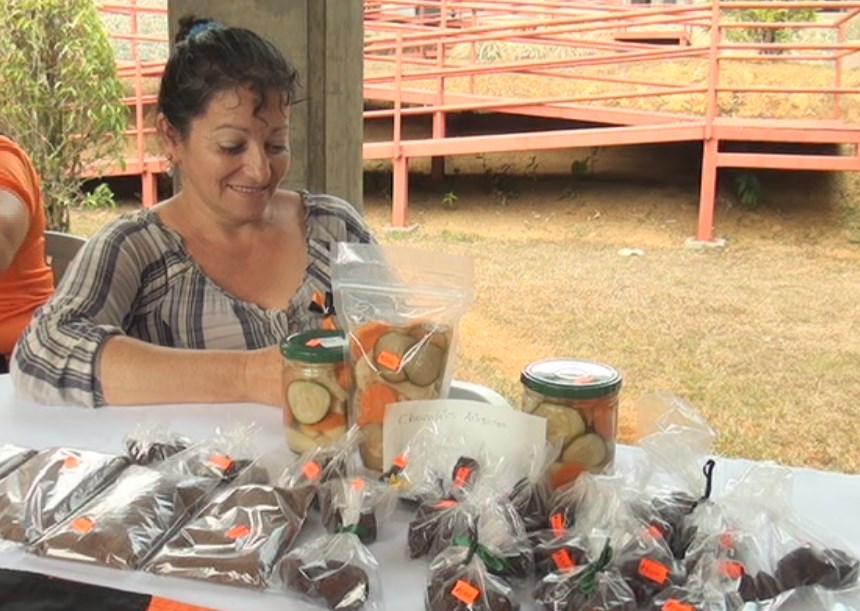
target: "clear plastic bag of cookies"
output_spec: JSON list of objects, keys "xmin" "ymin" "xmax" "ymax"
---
[
  {"xmin": 0, "ymin": 443, "xmax": 35, "ymax": 480},
  {"xmin": 318, "ymin": 475, "xmax": 398, "ymax": 545},
  {"xmin": 0, "ymin": 446, "xmax": 128, "ymax": 544},
  {"xmin": 718, "ymin": 464, "xmax": 859, "ymax": 606},
  {"xmin": 123, "ymin": 422, "xmax": 191, "ymax": 466},
  {"xmin": 276, "ymin": 515, "xmax": 383, "ymax": 610},
  {"xmin": 425, "ymin": 543, "xmax": 521, "ymax": 611},
  {"xmin": 144, "ymin": 470, "xmax": 311, "ymax": 589},
  {"xmin": 284, "ymin": 425, "xmax": 364, "ymax": 511},
  {"xmin": 378, "ymin": 423, "xmax": 443, "ymax": 503},
  {"xmin": 532, "ymin": 538, "xmax": 640, "ymax": 611},
  {"xmin": 508, "ymin": 441, "xmax": 560, "ymax": 533},
  {"xmin": 32, "ymin": 425, "xmax": 258, "ymax": 570}
]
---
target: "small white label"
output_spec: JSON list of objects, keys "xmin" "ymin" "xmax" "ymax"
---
[
  {"xmin": 383, "ymin": 399, "xmax": 547, "ymax": 483},
  {"xmin": 317, "ymin": 336, "xmax": 347, "ymax": 349}
]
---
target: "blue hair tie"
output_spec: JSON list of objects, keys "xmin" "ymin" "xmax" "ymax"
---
[{"xmin": 187, "ymin": 20, "xmax": 223, "ymax": 39}]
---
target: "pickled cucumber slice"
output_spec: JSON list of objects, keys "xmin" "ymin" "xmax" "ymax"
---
[
  {"xmin": 562, "ymin": 433, "xmax": 607, "ymax": 469},
  {"xmin": 287, "ymin": 380, "xmax": 331, "ymax": 425},
  {"xmin": 408, "ymin": 323, "xmax": 450, "ymax": 350},
  {"xmin": 286, "ymin": 427, "xmax": 319, "ymax": 454},
  {"xmin": 404, "ymin": 342, "xmax": 446, "ymax": 387},
  {"xmin": 534, "ymin": 403, "xmax": 587, "ymax": 447},
  {"xmin": 299, "ymin": 424, "xmax": 322, "ymax": 439},
  {"xmin": 373, "ymin": 331, "xmax": 416, "ymax": 383}
]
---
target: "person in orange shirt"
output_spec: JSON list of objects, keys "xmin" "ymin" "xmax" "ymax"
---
[{"xmin": 0, "ymin": 135, "xmax": 55, "ymax": 373}]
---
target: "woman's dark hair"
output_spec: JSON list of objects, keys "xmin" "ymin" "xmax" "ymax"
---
[{"xmin": 157, "ymin": 15, "xmax": 300, "ymax": 139}]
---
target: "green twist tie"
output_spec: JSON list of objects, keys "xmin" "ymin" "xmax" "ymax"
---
[
  {"xmin": 577, "ymin": 541, "xmax": 613, "ymax": 596},
  {"xmin": 452, "ymin": 535, "xmax": 509, "ymax": 574},
  {"xmin": 336, "ymin": 523, "xmax": 365, "ymax": 538}
]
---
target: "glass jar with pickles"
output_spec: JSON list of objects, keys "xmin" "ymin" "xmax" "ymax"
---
[
  {"xmin": 281, "ymin": 330, "xmax": 351, "ymax": 454},
  {"xmin": 520, "ymin": 358, "xmax": 622, "ymax": 489}
]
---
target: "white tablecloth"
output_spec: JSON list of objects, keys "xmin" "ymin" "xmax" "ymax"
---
[{"xmin": 1, "ymin": 374, "xmax": 858, "ymax": 610}]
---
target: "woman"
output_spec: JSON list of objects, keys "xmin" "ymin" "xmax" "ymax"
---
[
  {"xmin": 0, "ymin": 134, "xmax": 54, "ymax": 373},
  {"xmin": 11, "ymin": 17, "xmax": 373, "ymax": 407}
]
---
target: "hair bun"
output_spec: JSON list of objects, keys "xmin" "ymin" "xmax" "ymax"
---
[{"xmin": 175, "ymin": 15, "xmax": 223, "ymax": 44}]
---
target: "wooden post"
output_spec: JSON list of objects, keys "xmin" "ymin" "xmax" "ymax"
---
[{"xmin": 697, "ymin": 138, "xmax": 718, "ymax": 242}]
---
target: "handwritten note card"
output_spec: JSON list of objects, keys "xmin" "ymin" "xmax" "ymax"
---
[{"xmin": 382, "ymin": 399, "xmax": 547, "ymax": 481}]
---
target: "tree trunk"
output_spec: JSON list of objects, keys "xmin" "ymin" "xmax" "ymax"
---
[{"xmin": 45, "ymin": 199, "xmax": 70, "ymax": 233}]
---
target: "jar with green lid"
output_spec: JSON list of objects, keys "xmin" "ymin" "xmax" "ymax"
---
[
  {"xmin": 281, "ymin": 330, "xmax": 351, "ymax": 454},
  {"xmin": 521, "ymin": 358, "xmax": 622, "ymax": 489}
]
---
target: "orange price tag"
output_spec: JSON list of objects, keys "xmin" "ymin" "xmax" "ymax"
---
[
  {"xmin": 392, "ymin": 454, "xmax": 408, "ymax": 469},
  {"xmin": 720, "ymin": 561, "xmax": 745, "ymax": 580},
  {"xmin": 376, "ymin": 351, "xmax": 402, "ymax": 371},
  {"xmin": 147, "ymin": 597, "xmax": 218, "ymax": 611},
  {"xmin": 552, "ymin": 549, "xmax": 576, "ymax": 572},
  {"xmin": 663, "ymin": 600, "xmax": 695, "ymax": 611},
  {"xmin": 208, "ymin": 454, "xmax": 234, "ymax": 472},
  {"xmin": 453, "ymin": 467, "xmax": 471, "ymax": 487},
  {"xmin": 305, "ymin": 338, "xmax": 322, "ymax": 347},
  {"xmin": 451, "ymin": 580, "xmax": 480, "ymax": 605},
  {"xmin": 549, "ymin": 512, "xmax": 566, "ymax": 534},
  {"xmin": 303, "ymin": 461, "xmax": 322, "ymax": 480},
  {"xmin": 638, "ymin": 558, "xmax": 670, "ymax": 584},
  {"xmin": 434, "ymin": 499, "xmax": 458, "ymax": 510},
  {"xmin": 719, "ymin": 532, "xmax": 734, "ymax": 549},
  {"xmin": 646, "ymin": 524, "xmax": 664, "ymax": 539},
  {"xmin": 226, "ymin": 524, "xmax": 251, "ymax": 540},
  {"xmin": 351, "ymin": 477, "xmax": 366, "ymax": 491},
  {"xmin": 71, "ymin": 517, "xmax": 95, "ymax": 535},
  {"xmin": 63, "ymin": 456, "xmax": 79, "ymax": 469}
]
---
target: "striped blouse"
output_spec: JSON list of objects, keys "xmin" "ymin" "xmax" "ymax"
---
[{"xmin": 11, "ymin": 192, "xmax": 373, "ymax": 408}]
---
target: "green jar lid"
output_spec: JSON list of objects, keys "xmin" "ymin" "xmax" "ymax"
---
[
  {"xmin": 280, "ymin": 330, "xmax": 347, "ymax": 364},
  {"xmin": 520, "ymin": 358, "xmax": 622, "ymax": 400}
]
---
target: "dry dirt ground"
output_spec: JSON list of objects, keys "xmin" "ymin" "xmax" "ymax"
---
[{"xmin": 360, "ymin": 165, "xmax": 860, "ymax": 475}]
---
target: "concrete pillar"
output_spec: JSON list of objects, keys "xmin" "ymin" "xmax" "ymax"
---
[{"xmin": 167, "ymin": 0, "xmax": 364, "ymax": 210}]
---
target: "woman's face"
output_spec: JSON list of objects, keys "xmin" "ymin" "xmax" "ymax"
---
[{"xmin": 161, "ymin": 86, "xmax": 291, "ymax": 223}]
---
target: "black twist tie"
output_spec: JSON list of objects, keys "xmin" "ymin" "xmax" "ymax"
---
[
  {"xmin": 308, "ymin": 291, "xmax": 336, "ymax": 315},
  {"xmin": 700, "ymin": 459, "xmax": 716, "ymax": 502}
]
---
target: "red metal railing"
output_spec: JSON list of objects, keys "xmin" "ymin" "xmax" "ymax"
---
[
  {"xmin": 94, "ymin": 0, "xmax": 169, "ymax": 207},
  {"xmin": 99, "ymin": 0, "xmax": 860, "ymax": 241},
  {"xmin": 364, "ymin": 0, "xmax": 860, "ymax": 240}
]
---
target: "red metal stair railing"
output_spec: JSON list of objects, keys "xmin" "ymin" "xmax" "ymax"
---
[
  {"xmin": 364, "ymin": 0, "xmax": 860, "ymax": 241},
  {"xmin": 95, "ymin": 0, "xmax": 860, "ymax": 241}
]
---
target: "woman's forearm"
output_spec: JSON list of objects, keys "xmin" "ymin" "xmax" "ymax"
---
[{"xmin": 98, "ymin": 336, "xmax": 284, "ymax": 407}]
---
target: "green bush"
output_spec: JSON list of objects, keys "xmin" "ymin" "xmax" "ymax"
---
[
  {"xmin": 724, "ymin": 1, "xmax": 817, "ymax": 50},
  {"xmin": 0, "ymin": 0, "xmax": 126, "ymax": 231},
  {"xmin": 81, "ymin": 183, "xmax": 117, "ymax": 210}
]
